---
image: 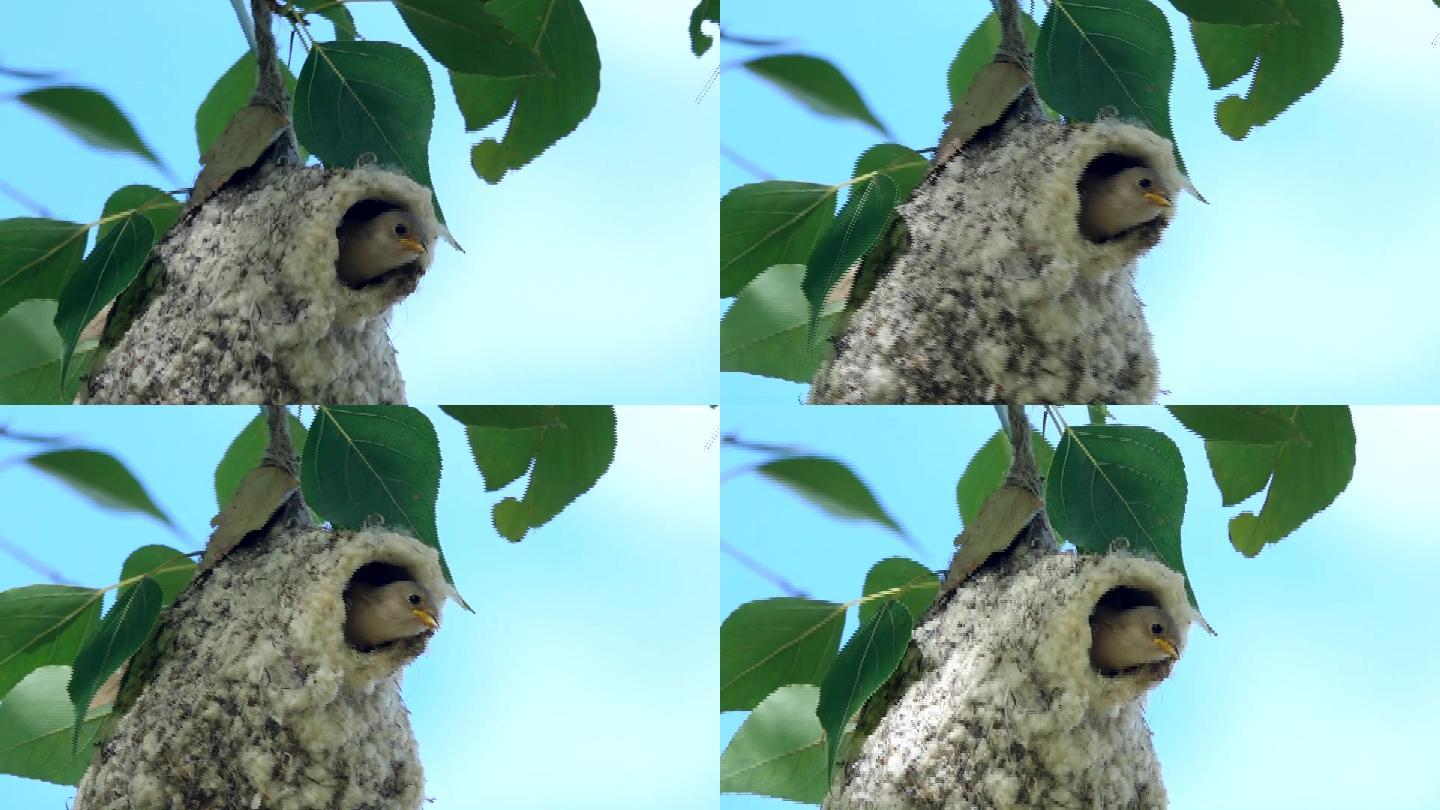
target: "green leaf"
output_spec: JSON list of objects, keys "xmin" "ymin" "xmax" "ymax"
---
[
  {"xmin": 0, "ymin": 586, "xmax": 103, "ymax": 703},
  {"xmin": 52, "ymin": 212, "xmax": 154, "ymax": 382},
  {"xmin": 26, "ymin": 448, "xmax": 173, "ymax": 527},
  {"xmin": 293, "ymin": 41, "xmax": 438, "ymax": 212},
  {"xmin": 395, "ymin": 0, "xmax": 546, "ymax": 77},
  {"xmin": 300, "ymin": 406, "xmax": 450, "ymax": 579},
  {"xmin": 1168, "ymin": 405, "xmax": 1293, "ymax": 444},
  {"xmin": 117, "ymin": 546, "xmax": 196, "ymax": 609},
  {"xmin": 853, "ymin": 144, "xmax": 927, "ymax": 202},
  {"xmin": 0, "ymin": 300, "xmax": 92, "ymax": 404},
  {"xmin": 1167, "ymin": 0, "xmax": 1295, "ymax": 25},
  {"xmin": 453, "ymin": 0, "xmax": 600, "ymax": 183},
  {"xmin": 0, "ymin": 218, "xmax": 88, "ymax": 321},
  {"xmin": 1034, "ymin": 0, "xmax": 1182, "ymax": 171},
  {"xmin": 1191, "ymin": 0, "xmax": 1341, "ymax": 140},
  {"xmin": 721, "ymin": 263, "xmax": 843, "ymax": 382},
  {"xmin": 195, "ymin": 52, "xmax": 304, "ymax": 160},
  {"xmin": 803, "ymin": 174, "xmax": 896, "ymax": 346},
  {"xmin": 439, "ymin": 406, "xmax": 563, "ymax": 430},
  {"xmin": 720, "ymin": 684, "xmax": 831, "ymax": 803},
  {"xmin": 1046, "ymin": 425, "xmax": 1196, "ymax": 605},
  {"xmin": 743, "ymin": 55, "xmax": 889, "ymax": 135},
  {"xmin": 757, "ymin": 456, "xmax": 907, "ymax": 539},
  {"xmin": 483, "ymin": 407, "xmax": 617, "ymax": 541},
  {"xmin": 19, "ymin": 87, "xmax": 164, "ymax": 172},
  {"xmin": 67, "ymin": 576, "xmax": 162, "ymax": 752},
  {"xmin": 948, "ymin": 485, "xmax": 1043, "ymax": 587},
  {"xmin": 720, "ymin": 597, "xmax": 845, "ymax": 712},
  {"xmin": 720, "ymin": 181, "xmax": 836, "ymax": 298},
  {"xmin": 463, "ymin": 426, "xmax": 543, "ymax": 492},
  {"xmin": 1179, "ymin": 407, "xmax": 1355, "ymax": 556},
  {"xmin": 98, "ymin": 186, "xmax": 179, "ymax": 245},
  {"xmin": 818, "ymin": 598, "xmax": 912, "ymax": 773},
  {"xmin": 0, "ymin": 666, "xmax": 109, "ymax": 785},
  {"xmin": 1088, "ymin": 404, "xmax": 1110, "ymax": 425},
  {"xmin": 690, "ymin": 0, "xmax": 720, "ymax": 57},
  {"xmin": 947, "ymin": 10, "xmax": 1042, "ymax": 109},
  {"xmin": 860, "ymin": 558, "xmax": 938, "ymax": 627},
  {"xmin": 293, "ymin": 0, "xmax": 359, "ymax": 40},
  {"xmin": 214, "ymin": 410, "xmax": 310, "ymax": 511},
  {"xmin": 955, "ymin": 428, "xmax": 1054, "ymax": 528}
]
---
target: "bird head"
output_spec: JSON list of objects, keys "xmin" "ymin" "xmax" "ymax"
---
[
  {"xmin": 1076, "ymin": 163, "xmax": 1175, "ymax": 242},
  {"xmin": 1089, "ymin": 604, "xmax": 1182, "ymax": 674},
  {"xmin": 344, "ymin": 580, "xmax": 441, "ymax": 649},
  {"xmin": 335, "ymin": 207, "xmax": 435, "ymax": 288}
]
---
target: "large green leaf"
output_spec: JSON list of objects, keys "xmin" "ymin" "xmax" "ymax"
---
[
  {"xmin": 97, "ymin": 186, "xmax": 179, "ymax": 244},
  {"xmin": 859, "ymin": 558, "xmax": 938, "ymax": 627},
  {"xmin": 818, "ymin": 598, "xmax": 913, "ymax": 773},
  {"xmin": 852, "ymin": 144, "xmax": 927, "ymax": 203},
  {"xmin": 720, "ymin": 684, "xmax": 831, "ymax": 803},
  {"xmin": 67, "ymin": 576, "xmax": 162, "ymax": 751},
  {"xmin": 803, "ymin": 174, "xmax": 896, "ymax": 347},
  {"xmin": 955, "ymin": 428, "xmax": 1055, "ymax": 528},
  {"xmin": 26, "ymin": 448, "xmax": 173, "ymax": 527},
  {"xmin": 1046, "ymin": 425, "xmax": 1195, "ymax": 604},
  {"xmin": 0, "ymin": 666, "xmax": 109, "ymax": 785},
  {"xmin": 690, "ymin": 0, "xmax": 720, "ymax": 56},
  {"xmin": 1167, "ymin": 0, "xmax": 1295, "ymax": 25},
  {"xmin": 0, "ymin": 218, "xmax": 88, "ymax": 321},
  {"xmin": 0, "ymin": 300, "xmax": 92, "ymax": 404},
  {"xmin": 117, "ymin": 546, "xmax": 196, "ymax": 609},
  {"xmin": 1175, "ymin": 406, "xmax": 1354, "ymax": 556},
  {"xmin": 756, "ymin": 456, "xmax": 907, "ymax": 540},
  {"xmin": 744, "ymin": 55, "xmax": 888, "ymax": 135},
  {"xmin": 720, "ymin": 598, "xmax": 845, "ymax": 712},
  {"xmin": 293, "ymin": 0, "xmax": 359, "ymax": 40},
  {"xmin": 19, "ymin": 87, "xmax": 164, "ymax": 173},
  {"xmin": 475, "ymin": 407, "xmax": 617, "ymax": 541},
  {"xmin": 1190, "ymin": 0, "xmax": 1341, "ymax": 140},
  {"xmin": 52, "ymin": 212, "xmax": 154, "ymax": 382},
  {"xmin": 194, "ymin": 52, "xmax": 304, "ymax": 159},
  {"xmin": 721, "ymin": 264, "xmax": 843, "ymax": 383},
  {"xmin": 439, "ymin": 406, "xmax": 563, "ymax": 431},
  {"xmin": 213, "ymin": 410, "xmax": 309, "ymax": 510},
  {"xmin": 1035, "ymin": 0, "xmax": 1182, "ymax": 171},
  {"xmin": 0, "ymin": 586, "xmax": 103, "ymax": 703},
  {"xmin": 454, "ymin": 0, "xmax": 600, "ymax": 183},
  {"xmin": 300, "ymin": 406, "xmax": 449, "ymax": 578},
  {"xmin": 395, "ymin": 0, "xmax": 546, "ymax": 77},
  {"xmin": 293, "ymin": 41, "xmax": 437, "ymax": 210},
  {"xmin": 720, "ymin": 181, "xmax": 836, "ymax": 298}
]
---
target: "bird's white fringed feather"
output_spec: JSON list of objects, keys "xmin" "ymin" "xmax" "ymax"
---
[
  {"xmin": 81, "ymin": 166, "xmax": 439, "ymax": 404},
  {"xmin": 811, "ymin": 120, "xmax": 1183, "ymax": 404},
  {"xmin": 75, "ymin": 527, "xmax": 446, "ymax": 810},
  {"xmin": 827, "ymin": 549, "xmax": 1194, "ymax": 809}
]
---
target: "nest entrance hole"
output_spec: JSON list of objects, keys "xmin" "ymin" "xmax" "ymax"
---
[
  {"xmin": 346, "ymin": 560, "xmax": 418, "ymax": 591},
  {"xmin": 335, "ymin": 198, "xmax": 425, "ymax": 289}
]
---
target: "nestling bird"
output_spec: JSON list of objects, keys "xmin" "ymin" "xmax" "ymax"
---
[
  {"xmin": 335, "ymin": 209, "xmax": 431, "ymax": 287},
  {"xmin": 343, "ymin": 580, "xmax": 440, "ymax": 649},
  {"xmin": 1089, "ymin": 604, "xmax": 1180, "ymax": 672},
  {"xmin": 1077, "ymin": 166, "xmax": 1172, "ymax": 242}
]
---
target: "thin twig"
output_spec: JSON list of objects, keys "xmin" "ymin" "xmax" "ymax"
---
[
  {"xmin": 722, "ymin": 540, "xmax": 810, "ymax": 598},
  {"xmin": 0, "ymin": 178, "xmax": 52, "ymax": 217},
  {"xmin": 230, "ymin": 0, "xmax": 258, "ymax": 54},
  {"xmin": 0, "ymin": 535, "xmax": 74, "ymax": 585},
  {"xmin": 261, "ymin": 405, "xmax": 299, "ymax": 474},
  {"xmin": 721, "ymin": 144, "xmax": 775, "ymax": 180}
]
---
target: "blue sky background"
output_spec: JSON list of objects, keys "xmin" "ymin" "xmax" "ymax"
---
[
  {"xmin": 1, "ymin": 0, "xmax": 717, "ymax": 404},
  {"xmin": 0, "ymin": 405, "xmax": 718, "ymax": 808},
  {"xmin": 721, "ymin": 0, "xmax": 1440, "ymax": 405},
  {"xmin": 721, "ymin": 405, "xmax": 1440, "ymax": 809}
]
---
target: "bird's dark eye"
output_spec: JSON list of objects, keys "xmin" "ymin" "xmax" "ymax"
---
[
  {"xmin": 1138, "ymin": 177, "xmax": 1152, "ymax": 189},
  {"xmin": 408, "ymin": 593, "xmax": 421, "ymax": 606},
  {"xmin": 394, "ymin": 223, "xmax": 409, "ymax": 236},
  {"xmin": 1150, "ymin": 623, "xmax": 1164, "ymax": 635}
]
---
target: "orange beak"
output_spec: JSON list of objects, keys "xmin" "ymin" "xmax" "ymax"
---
[
  {"xmin": 398, "ymin": 236, "xmax": 427, "ymax": 254},
  {"xmin": 1143, "ymin": 191, "xmax": 1172, "ymax": 208},
  {"xmin": 1153, "ymin": 637, "xmax": 1179, "ymax": 659},
  {"xmin": 412, "ymin": 608, "xmax": 439, "ymax": 630}
]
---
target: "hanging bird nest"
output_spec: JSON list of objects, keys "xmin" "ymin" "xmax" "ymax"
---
[
  {"xmin": 827, "ymin": 545, "xmax": 1195, "ymax": 809},
  {"xmin": 811, "ymin": 120, "xmax": 1183, "ymax": 405},
  {"xmin": 75, "ymin": 526, "xmax": 447, "ymax": 810},
  {"xmin": 80, "ymin": 165, "xmax": 439, "ymax": 404}
]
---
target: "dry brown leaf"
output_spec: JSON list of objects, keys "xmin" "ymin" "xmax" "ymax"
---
[
  {"xmin": 943, "ymin": 484, "xmax": 1041, "ymax": 591},
  {"xmin": 935, "ymin": 61, "xmax": 1031, "ymax": 165},
  {"xmin": 88, "ymin": 661, "xmax": 126, "ymax": 711},
  {"xmin": 188, "ymin": 104, "xmax": 289, "ymax": 212},
  {"xmin": 200, "ymin": 463, "xmax": 298, "ymax": 573}
]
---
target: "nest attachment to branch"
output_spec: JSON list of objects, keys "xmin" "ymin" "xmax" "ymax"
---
[
  {"xmin": 75, "ymin": 526, "xmax": 447, "ymax": 810},
  {"xmin": 827, "ymin": 545, "xmax": 1195, "ymax": 810},
  {"xmin": 81, "ymin": 166, "xmax": 439, "ymax": 404},
  {"xmin": 811, "ymin": 120, "xmax": 1183, "ymax": 404}
]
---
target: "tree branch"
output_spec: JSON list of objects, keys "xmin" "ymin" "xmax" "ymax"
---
[
  {"xmin": 991, "ymin": 0, "xmax": 1045, "ymax": 121},
  {"xmin": 261, "ymin": 405, "xmax": 300, "ymax": 475},
  {"xmin": 249, "ymin": 0, "xmax": 301, "ymax": 165}
]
